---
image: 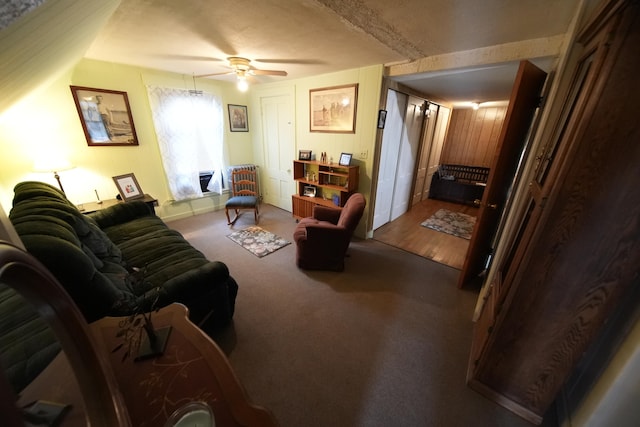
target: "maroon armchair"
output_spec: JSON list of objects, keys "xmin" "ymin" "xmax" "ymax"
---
[{"xmin": 293, "ymin": 193, "xmax": 366, "ymax": 271}]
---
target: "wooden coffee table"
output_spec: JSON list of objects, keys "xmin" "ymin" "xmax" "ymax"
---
[{"xmin": 90, "ymin": 303, "xmax": 277, "ymax": 427}]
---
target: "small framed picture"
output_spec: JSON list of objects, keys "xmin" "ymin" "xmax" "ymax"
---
[
  {"xmin": 339, "ymin": 153, "xmax": 352, "ymax": 166},
  {"xmin": 377, "ymin": 109, "xmax": 387, "ymax": 129},
  {"xmin": 303, "ymin": 185, "xmax": 316, "ymax": 197},
  {"xmin": 112, "ymin": 173, "xmax": 144, "ymax": 201},
  {"xmin": 228, "ymin": 104, "xmax": 249, "ymax": 132},
  {"xmin": 299, "ymin": 150, "xmax": 312, "ymax": 161}
]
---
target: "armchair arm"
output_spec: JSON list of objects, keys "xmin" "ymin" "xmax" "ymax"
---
[
  {"xmin": 88, "ymin": 201, "xmax": 154, "ymax": 229},
  {"xmin": 312, "ymin": 205, "xmax": 341, "ymax": 224}
]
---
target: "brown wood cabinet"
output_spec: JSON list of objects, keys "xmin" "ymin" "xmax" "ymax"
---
[
  {"xmin": 292, "ymin": 160, "xmax": 359, "ymax": 219},
  {"xmin": 466, "ymin": 0, "xmax": 640, "ymax": 424}
]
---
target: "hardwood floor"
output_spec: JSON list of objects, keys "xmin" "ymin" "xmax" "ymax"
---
[{"xmin": 373, "ymin": 199, "xmax": 479, "ymax": 270}]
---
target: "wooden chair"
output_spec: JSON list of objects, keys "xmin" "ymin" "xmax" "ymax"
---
[{"xmin": 225, "ymin": 169, "xmax": 259, "ymax": 225}]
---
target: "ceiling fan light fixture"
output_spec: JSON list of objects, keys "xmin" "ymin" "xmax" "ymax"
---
[{"xmin": 237, "ymin": 75, "xmax": 249, "ymax": 92}]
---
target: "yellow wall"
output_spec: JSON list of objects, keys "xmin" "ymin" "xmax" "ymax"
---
[
  {"xmin": 0, "ymin": 58, "xmax": 382, "ymax": 231},
  {"xmin": 251, "ymin": 65, "xmax": 383, "ymax": 235},
  {"xmin": 0, "ymin": 59, "xmax": 251, "ymax": 218}
]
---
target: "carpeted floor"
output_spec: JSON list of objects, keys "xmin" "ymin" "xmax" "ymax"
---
[{"xmin": 168, "ymin": 204, "xmax": 557, "ymax": 427}]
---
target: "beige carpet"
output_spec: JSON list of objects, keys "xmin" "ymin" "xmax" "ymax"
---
[{"xmin": 168, "ymin": 204, "xmax": 557, "ymax": 427}]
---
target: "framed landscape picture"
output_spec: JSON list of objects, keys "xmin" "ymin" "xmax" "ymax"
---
[
  {"xmin": 309, "ymin": 84, "xmax": 358, "ymax": 133},
  {"xmin": 70, "ymin": 86, "xmax": 139, "ymax": 146}
]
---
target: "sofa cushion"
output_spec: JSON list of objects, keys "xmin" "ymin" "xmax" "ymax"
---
[{"xmin": 0, "ymin": 283, "xmax": 61, "ymax": 392}]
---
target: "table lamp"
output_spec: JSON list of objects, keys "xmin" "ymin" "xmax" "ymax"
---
[{"xmin": 33, "ymin": 156, "xmax": 74, "ymax": 195}]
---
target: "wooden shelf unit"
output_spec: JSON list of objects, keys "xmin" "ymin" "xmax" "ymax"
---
[{"xmin": 292, "ymin": 160, "xmax": 359, "ymax": 219}]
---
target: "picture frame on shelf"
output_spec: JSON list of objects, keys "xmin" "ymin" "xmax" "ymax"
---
[
  {"xmin": 309, "ymin": 84, "xmax": 358, "ymax": 133},
  {"xmin": 112, "ymin": 173, "xmax": 144, "ymax": 201},
  {"xmin": 377, "ymin": 109, "xmax": 387, "ymax": 129},
  {"xmin": 228, "ymin": 104, "xmax": 249, "ymax": 132},
  {"xmin": 70, "ymin": 86, "xmax": 139, "ymax": 146},
  {"xmin": 303, "ymin": 186, "xmax": 316, "ymax": 197},
  {"xmin": 299, "ymin": 150, "xmax": 312, "ymax": 161},
  {"xmin": 339, "ymin": 153, "xmax": 352, "ymax": 166}
]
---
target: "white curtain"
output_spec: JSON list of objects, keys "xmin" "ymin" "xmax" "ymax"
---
[{"xmin": 146, "ymin": 86, "xmax": 226, "ymax": 200}]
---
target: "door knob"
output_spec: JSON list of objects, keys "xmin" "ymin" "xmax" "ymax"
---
[{"xmin": 474, "ymin": 199, "xmax": 498, "ymax": 209}]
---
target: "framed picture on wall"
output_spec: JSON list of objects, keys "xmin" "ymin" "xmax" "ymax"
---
[
  {"xmin": 112, "ymin": 173, "xmax": 144, "ymax": 201},
  {"xmin": 70, "ymin": 86, "xmax": 139, "ymax": 146},
  {"xmin": 309, "ymin": 84, "xmax": 358, "ymax": 133},
  {"xmin": 377, "ymin": 109, "xmax": 387, "ymax": 129},
  {"xmin": 228, "ymin": 104, "xmax": 249, "ymax": 132}
]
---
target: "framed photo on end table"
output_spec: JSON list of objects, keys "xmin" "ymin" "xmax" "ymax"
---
[{"xmin": 113, "ymin": 173, "xmax": 144, "ymax": 201}]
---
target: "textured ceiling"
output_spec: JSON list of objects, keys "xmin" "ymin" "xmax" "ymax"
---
[{"xmin": 84, "ymin": 0, "xmax": 582, "ymax": 104}]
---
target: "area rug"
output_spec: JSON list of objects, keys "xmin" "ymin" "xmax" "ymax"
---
[
  {"xmin": 420, "ymin": 208, "xmax": 476, "ymax": 240},
  {"xmin": 227, "ymin": 226, "xmax": 291, "ymax": 258}
]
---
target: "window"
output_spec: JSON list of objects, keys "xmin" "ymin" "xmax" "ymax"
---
[{"xmin": 146, "ymin": 86, "xmax": 226, "ymax": 200}]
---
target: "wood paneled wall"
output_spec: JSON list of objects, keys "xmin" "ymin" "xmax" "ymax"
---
[{"xmin": 440, "ymin": 106, "xmax": 507, "ymax": 167}]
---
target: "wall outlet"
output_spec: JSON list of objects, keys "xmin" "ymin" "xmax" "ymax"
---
[{"xmin": 358, "ymin": 150, "xmax": 368, "ymax": 160}]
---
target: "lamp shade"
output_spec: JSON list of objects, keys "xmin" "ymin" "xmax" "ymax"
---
[{"xmin": 33, "ymin": 156, "xmax": 74, "ymax": 173}]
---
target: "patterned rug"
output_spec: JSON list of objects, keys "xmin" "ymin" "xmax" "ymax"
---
[
  {"xmin": 227, "ymin": 226, "xmax": 291, "ymax": 258},
  {"xmin": 420, "ymin": 208, "xmax": 476, "ymax": 240}
]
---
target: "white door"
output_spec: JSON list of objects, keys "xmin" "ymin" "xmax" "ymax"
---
[
  {"xmin": 389, "ymin": 95, "xmax": 424, "ymax": 221},
  {"xmin": 260, "ymin": 94, "xmax": 295, "ymax": 211},
  {"xmin": 373, "ymin": 90, "xmax": 406, "ymax": 230}
]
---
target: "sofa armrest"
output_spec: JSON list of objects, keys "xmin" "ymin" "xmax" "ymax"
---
[
  {"xmin": 88, "ymin": 201, "xmax": 154, "ymax": 229},
  {"xmin": 149, "ymin": 261, "xmax": 235, "ymax": 326},
  {"xmin": 312, "ymin": 205, "xmax": 341, "ymax": 224},
  {"xmin": 157, "ymin": 261, "xmax": 230, "ymax": 303}
]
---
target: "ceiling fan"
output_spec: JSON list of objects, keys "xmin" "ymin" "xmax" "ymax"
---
[
  {"xmin": 195, "ymin": 57, "xmax": 288, "ymax": 91},
  {"xmin": 196, "ymin": 56, "xmax": 287, "ymax": 87}
]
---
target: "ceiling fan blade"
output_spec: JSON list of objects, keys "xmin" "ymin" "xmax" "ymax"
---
[
  {"xmin": 251, "ymin": 69, "xmax": 288, "ymax": 76},
  {"xmin": 153, "ymin": 54, "xmax": 222, "ymax": 62},
  {"xmin": 195, "ymin": 71, "xmax": 234, "ymax": 78},
  {"xmin": 255, "ymin": 58, "xmax": 325, "ymax": 65}
]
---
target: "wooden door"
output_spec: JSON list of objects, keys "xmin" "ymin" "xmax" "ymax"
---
[
  {"xmin": 457, "ymin": 61, "xmax": 547, "ymax": 288},
  {"xmin": 467, "ymin": 1, "xmax": 639, "ymax": 422}
]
